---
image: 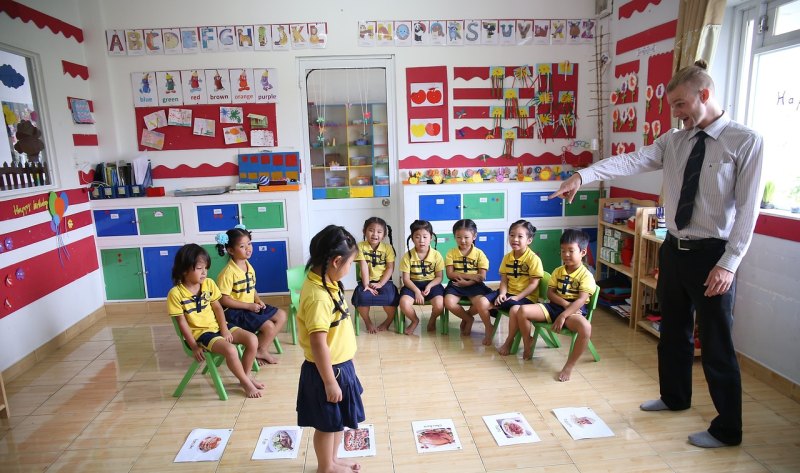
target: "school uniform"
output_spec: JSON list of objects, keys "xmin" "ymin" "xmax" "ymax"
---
[
  {"xmin": 537, "ymin": 264, "xmax": 596, "ymax": 323},
  {"xmin": 487, "ymin": 247, "xmax": 544, "ymax": 311},
  {"xmin": 351, "ymin": 241, "xmax": 399, "ymax": 307},
  {"xmin": 168, "ymin": 278, "xmax": 239, "ymax": 349},
  {"xmin": 399, "ymin": 247, "xmax": 445, "ymax": 300},
  {"xmin": 216, "ymin": 259, "xmax": 278, "ymax": 332},
  {"xmin": 444, "ymin": 245, "xmax": 492, "ymax": 298}
]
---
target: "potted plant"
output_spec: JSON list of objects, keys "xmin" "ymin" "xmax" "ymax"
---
[{"xmin": 761, "ymin": 181, "xmax": 776, "ymax": 209}]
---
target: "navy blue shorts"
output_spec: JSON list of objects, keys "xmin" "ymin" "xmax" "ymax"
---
[
  {"xmin": 196, "ymin": 323, "xmax": 240, "ymax": 349},
  {"xmin": 351, "ymin": 282, "xmax": 400, "ymax": 307},
  {"xmin": 224, "ymin": 305, "xmax": 279, "ymax": 332},
  {"xmin": 444, "ymin": 281, "xmax": 492, "ymax": 298},
  {"xmin": 540, "ymin": 302, "xmax": 587, "ymax": 323},
  {"xmin": 486, "ymin": 291, "xmax": 536, "ymax": 314},
  {"xmin": 297, "ymin": 360, "xmax": 365, "ymax": 432},
  {"xmin": 399, "ymin": 280, "xmax": 445, "ymax": 301}
]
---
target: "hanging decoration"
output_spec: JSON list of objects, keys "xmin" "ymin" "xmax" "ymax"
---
[
  {"xmin": 490, "ymin": 106, "xmax": 503, "ymax": 138},
  {"xmin": 503, "ymin": 89, "xmax": 519, "ymax": 119},
  {"xmin": 518, "ymin": 106, "xmax": 530, "ymax": 138},
  {"xmin": 47, "ymin": 191, "xmax": 70, "ymax": 266},
  {"xmin": 655, "ymin": 83, "xmax": 665, "ymax": 114},
  {"xmin": 490, "ymin": 66, "xmax": 505, "ymax": 99},
  {"xmin": 642, "ymin": 122, "xmax": 651, "ymax": 145},
  {"xmin": 501, "ymin": 128, "xmax": 516, "ymax": 158}
]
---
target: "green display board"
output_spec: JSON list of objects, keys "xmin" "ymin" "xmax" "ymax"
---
[
  {"xmin": 137, "ymin": 206, "xmax": 181, "ymax": 235},
  {"xmin": 240, "ymin": 202, "xmax": 285, "ymax": 230},
  {"xmin": 463, "ymin": 193, "xmax": 504, "ymax": 220},
  {"xmin": 531, "ymin": 229, "xmax": 563, "ymax": 274},
  {"xmin": 101, "ymin": 248, "xmax": 146, "ymax": 300},
  {"xmin": 564, "ymin": 190, "xmax": 601, "ymax": 217}
]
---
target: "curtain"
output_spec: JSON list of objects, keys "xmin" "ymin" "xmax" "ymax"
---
[{"xmin": 673, "ymin": 0, "xmax": 727, "ymax": 73}]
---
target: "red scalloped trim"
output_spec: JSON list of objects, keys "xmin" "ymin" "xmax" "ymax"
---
[
  {"xmin": 62, "ymin": 61, "xmax": 88, "ymax": 80},
  {"xmin": 152, "ymin": 162, "xmax": 239, "ymax": 179},
  {"xmin": 618, "ymin": 0, "xmax": 663, "ymax": 20},
  {"xmin": 614, "ymin": 60, "xmax": 640, "ymax": 78},
  {"xmin": 616, "ymin": 19, "xmax": 677, "ymax": 55},
  {"xmin": 399, "ymin": 151, "xmax": 593, "ymax": 169},
  {"xmin": 0, "ymin": 0, "xmax": 84, "ymax": 42}
]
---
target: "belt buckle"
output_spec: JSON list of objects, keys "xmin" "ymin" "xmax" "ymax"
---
[{"xmin": 676, "ymin": 237, "xmax": 691, "ymax": 251}]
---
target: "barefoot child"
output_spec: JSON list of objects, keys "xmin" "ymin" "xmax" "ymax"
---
[
  {"xmin": 352, "ymin": 217, "xmax": 400, "ymax": 333},
  {"xmin": 296, "ymin": 225, "xmax": 365, "ymax": 473},
  {"xmin": 443, "ymin": 219, "xmax": 494, "ymax": 345},
  {"xmin": 399, "ymin": 220, "xmax": 445, "ymax": 335},
  {"xmin": 494, "ymin": 220, "xmax": 544, "ymax": 355},
  {"xmin": 168, "ymin": 244, "xmax": 264, "ymax": 398},
  {"xmin": 514, "ymin": 229, "xmax": 596, "ymax": 381},
  {"xmin": 216, "ymin": 225, "xmax": 287, "ymax": 365}
]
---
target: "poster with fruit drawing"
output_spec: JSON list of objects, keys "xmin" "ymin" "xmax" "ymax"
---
[
  {"xmin": 410, "ymin": 83, "xmax": 444, "ymax": 107},
  {"xmin": 410, "ymin": 118, "xmax": 443, "ymax": 143},
  {"xmin": 406, "ymin": 66, "xmax": 449, "ymax": 143}
]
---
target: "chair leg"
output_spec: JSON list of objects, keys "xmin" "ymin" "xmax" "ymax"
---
[
  {"xmin": 568, "ymin": 334, "xmax": 600, "ymax": 362},
  {"xmin": 288, "ymin": 307, "xmax": 298, "ymax": 345},
  {"xmin": 395, "ymin": 311, "xmax": 405, "ymax": 334},
  {"xmin": 174, "ymin": 360, "xmax": 202, "ymax": 398},
  {"xmin": 273, "ymin": 337, "xmax": 283, "ymax": 355},
  {"xmin": 510, "ymin": 332, "xmax": 521, "ymax": 354},
  {"xmin": 491, "ymin": 312, "xmax": 503, "ymax": 339},
  {"xmin": 439, "ymin": 309, "xmax": 449, "ymax": 335},
  {"xmin": 204, "ymin": 353, "xmax": 228, "ymax": 401},
  {"xmin": 353, "ymin": 313, "xmax": 360, "ymax": 336}
]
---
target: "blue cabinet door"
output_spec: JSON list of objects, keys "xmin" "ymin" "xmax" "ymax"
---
[
  {"xmin": 520, "ymin": 192, "xmax": 563, "ymax": 218},
  {"xmin": 142, "ymin": 246, "xmax": 182, "ymax": 298},
  {"xmin": 248, "ymin": 241, "xmax": 288, "ymax": 293},
  {"xmin": 581, "ymin": 226, "xmax": 598, "ymax": 268},
  {"xmin": 419, "ymin": 194, "xmax": 461, "ymax": 221},
  {"xmin": 196, "ymin": 204, "xmax": 239, "ymax": 232},
  {"xmin": 93, "ymin": 209, "xmax": 138, "ymax": 237},
  {"xmin": 476, "ymin": 231, "xmax": 505, "ymax": 282}
]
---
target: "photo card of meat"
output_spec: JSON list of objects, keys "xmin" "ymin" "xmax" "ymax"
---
[
  {"xmin": 174, "ymin": 428, "xmax": 232, "ymax": 462},
  {"xmin": 337, "ymin": 423, "xmax": 377, "ymax": 458},
  {"xmin": 482, "ymin": 412, "xmax": 541, "ymax": 446},
  {"xmin": 411, "ymin": 418, "xmax": 462, "ymax": 453}
]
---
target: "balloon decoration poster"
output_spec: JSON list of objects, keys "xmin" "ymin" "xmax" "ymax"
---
[{"xmin": 405, "ymin": 66, "xmax": 448, "ymax": 143}]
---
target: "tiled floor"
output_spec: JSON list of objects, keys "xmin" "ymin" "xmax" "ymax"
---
[{"xmin": 1, "ymin": 306, "xmax": 799, "ymax": 472}]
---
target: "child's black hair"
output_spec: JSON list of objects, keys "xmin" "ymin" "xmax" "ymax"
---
[
  {"xmin": 216, "ymin": 227, "xmax": 253, "ymax": 257},
  {"xmin": 560, "ymin": 228, "xmax": 590, "ymax": 250},
  {"xmin": 363, "ymin": 216, "xmax": 395, "ymax": 257},
  {"xmin": 306, "ymin": 225, "xmax": 358, "ymax": 317},
  {"xmin": 406, "ymin": 219, "xmax": 437, "ymax": 258},
  {"xmin": 171, "ymin": 244, "xmax": 211, "ymax": 286},
  {"xmin": 509, "ymin": 219, "xmax": 537, "ymax": 239},
  {"xmin": 452, "ymin": 218, "xmax": 478, "ymax": 236}
]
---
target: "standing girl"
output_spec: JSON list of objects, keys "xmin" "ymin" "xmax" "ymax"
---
[
  {"xmin": 352, "ymin": 217, "xmax": 400, "ymax": 333},
  {"xmin": 398, "ymin": 220, "xmax": 445, "ymax": 335},
  {"xmin": 216, "ymin": 225, "xmax": 287, "ymax": 365},
  {"xmin": 296, "ymin": 225, "xmax": 364, "ymax": 473},
  {"xmin": 492, "ymin": 220, "xmax": 544, "ymax": 355},
  {"xmin": 168, "ymin": 244, "xmax": 264, "ymax": 398},
  {"xmin": 443, "ymin": 219, "xmax": 494, "ymax": 345}
]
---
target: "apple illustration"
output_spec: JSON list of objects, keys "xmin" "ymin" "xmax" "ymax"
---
[
  {"xmin": 425, "ymin": 122, "xmax": 441, "ymax": 136},
  {"xmin": 410, "ymin": 90, "xmax": 426, "ymax": 104},
  {"xmin": 426, "ymin": 88, "xmax": 442, "ymax": 104},
  {"xmin": 410, "ymin": 123, "xmax": 427, "ymax": 137}
]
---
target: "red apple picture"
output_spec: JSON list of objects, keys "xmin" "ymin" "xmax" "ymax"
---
[
  {"xmin": 410, "ymin": 89, "xmax": 427, "ymax": 104},
  {"xmin": 425, "ymin": 122, "xmax": 441, "ymax": 136},
  {"xmin": 426, "ymin": 88, "xmax": 442, "ymax": 105}
]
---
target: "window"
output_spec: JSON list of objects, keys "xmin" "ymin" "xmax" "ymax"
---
[
  {"xmin": 1, "ymin": 44, "xmax": 55, "ymax": 193},
  {"xmin": 731, "ymin": 0, "xmax": 800, "ymax": 211}
]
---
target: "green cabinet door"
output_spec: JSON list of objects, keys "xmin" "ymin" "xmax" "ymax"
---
[
  {"xmin": 137, "ymin": 206, "xmax": 181, "ymax": 235},
  {"xmin": 531, "ymin": 229, "xmax": 563, "ymax": 274},
  {"xmin": 101, "ymin": 248, "xmax": 146, "ymax": 300},
  {"xmin": 564, "ymin": 190, "xmax": 601, "ymax": 217},
  {"xmin": 240, "ymin": 202, "xmax": 285, "ymax": 230},
  {"xmin": 326, "ymin": 188, "xmax": 350, "ymax": 199},
  {"xmin": 202, "ymin": 244, "xmax": 230, "ymax": 283},
  {"xmin": 462, "ymin": 193, "xmax": 505, "ymax": 220}
]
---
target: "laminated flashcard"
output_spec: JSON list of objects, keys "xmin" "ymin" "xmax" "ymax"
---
[
  {"xmin": 181, "ymin": 70, "xmax": 207, "ymax": 105},
  {"xmin": 308, "ymin": 22, "xmax": 327, "ymax": 48},
  {"xmin": 409, "ymin": 83, "xmax": 444, "ymax": 107},
  {"xmin": 551, "ymin": 20, "xmax": 566, "ymax": 44},
  {"xmin": 162, "ymin": 28, "xmax": 182, "ymax": 54},
  {"xmin": 143, "ymin": 110, "xmax": 167, "ymax": 130},
  {"xmin": 464, "ymin": 20, "xmax": 481, "ymax": 44},
  {"xmin": 290, "ymin": 24, "xmax": 308, "ymax": 49},
  {"xmin": 251, "ymin": 427, "xmax": 303, "ymax": 460},
  {"xmin": 205, "ymin": 70, "xmax": 231, "ymax": 104},
  {"xmin": 567, "ymin": 20, "xmax": 582, "ymax": 44},
  {"xmin": 271, "ymin": 25, "xmax": 291, "ymax": 50},
  {"xmin": 144, "ymin": 29, "xmax": 164, "ymax": 54},
  {"xmin": 337, "ymin": 424, "xmax": 376, "ymax": 458},
  {"xmin": 217, "ymin": 26, "xmax": 237, "ymax": 52},
  {"xmin": 230, "ymin": 69, "xmax": 256, "ymax": 103},
  {"xmin": 446, "ymin": 20, "xmax": 464, "ymax": 46},
  {"xmin": 199, "ymin": 26, "xmax": 218, "ymax": 51},
  {"xmin": 131, "ymin": 72, "xmax": 158, "ymax": 107},
  {"xmin": 251, "ymin": 129, "xmax": 274, "ymax": 147},
  {"xmin": 499, "ymin": 20, "xmax": 516, "ymax": 45},
  {"xmin": 106, "ymin": 29, "xmax": 126, "ymax": 55},
  {"xmin": 358, "ymin": 21, "xmax": 376, "ymax": 47},
  {"xmin": 482, "ymin": 412, "xmax": 541, "ymax": 446},
  {"xmin": 141, "ymin": 129, "xmax": 165, "ymax": 150},
  {"xmin": 168, "ymin": 108, "xmax": 192, "ymax": 127},
  {"xmin": 254, "ymin": 25, "xmax": 272, "ymax": 51},
  {"xmin": 412, "ymin": 419, "xmax": 462, "ymax": 454},
  {"xmin": 174, "ymin": 428, "xmax": 232, "ymax": 462},
  {"xmin": 193, "ymin": 118, "xmax": 215, "ymax": 137},
  {"xmin": 69, "ymin": 98, "xmax": 94, "ymax": 124},
  {"xmin": 552, "ymin": 407, "xmax": 614, "ymax": 440},
  {"xmin": 481, "ymin": 20, "xmax": 499, "ymax": 45},
  {"xmin": 125, "ymin": 29, "xmax": 145, "ymax": 56},
  {"xmin": 409, "ymin": 118, "xmax": 443, "ymax": 143},
  {"xmin": 376, "ymin": 21, "xmax": 394, "ymax": 46},
  {"xmin": 236, "ymin": 25, "xmax": 255, "ymax": 51},
  {"xmin": 180, "ymin": 27, "xmax": 200, "ymax": 53},
  {"xmin": 516, "ymin": 20, "xmax": 533, "ymax": 45},
  {"xmin": 428, "ymin": 21, "xmax": 446, "ymax": 46},
  {"xmin": 411, "ymin": 20, "xmax": 428, "ymax": 45},
  {"xmin": 220, "ymin": 106, "xmax": 243, "ymax": 124},
  {"xmin": 254, "ymin": 68, "xmax": 278, "ymax": 103},
  {"xmin": 581, "ymin": 20, "xmax": 596, "ymax": 43},
  {"xmin": 223, "ymin": 125, "xmax": 248, "ymax": 145},
  {"xmin": 156, "ymin": 71, "xmax": 183, "ymax": 106},
  {"xmin": 395, "ymin": 21, "xmax": 412, "ymax": 47},
  {"xmin": 533, "ymin": 20, "xmax": 550, "ymax": 45}
]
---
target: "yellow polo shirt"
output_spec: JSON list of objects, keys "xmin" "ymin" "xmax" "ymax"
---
[
  {"xmin": 216, "ymin": 259, "xmax": 257, "ymax": 303},
  {"xmin": 354, "ymin": 241, "xmax": 395, "ymax": 281},
  {"xmin": 297, "ymin": 271, "xmax": 357, "ymax": 364},
  {"xmin": 167, "ymin": 279, "xmax": 222, "ymax": 340},
  {"xmin": 499, "ymin": 248, "xmax": 544, "ymax": 301},
  {"xmin": 399, "ymin": 247, "xmax": 444, "ymax": 282}
]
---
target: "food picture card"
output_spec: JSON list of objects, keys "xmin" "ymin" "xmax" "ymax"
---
[
  {"xmin": 337, "ymin": 424, "xmax": 376, "ymax": 458},
  {"xmin": 251, "ymin": 130, "xmax": 274, "ymax": 147},
  {"xmin": 143, "ymin": 110, "xmax": 167, "ymax": 130},
  {"xmin": 409, "ymin": 82, "xmax": 444, "ymax": 107},
  {"xmin": 223, "ymin": 125, "xmax": 248, "ymax": 144},
  {"xmin": 168, "ymin": 108, "xmax": 192, "ymax": 127},
  {"xmin": 220, "ymin": 106, "xmax": 243, "ymax": 124},
  {"xmin": 193, "ymin": 118, "xmax": 215, "ymax": 137},
  {"xmin": 174, "ymin": 428, "xmax": 232, "ymax": 462},
  {"xmin": 482, "ymin": 412, "xmax": 541, "ymax": 446},
  {"xmin": 251, "ymin": 426, "xmax": 303, "ymax": 460},
  {"xmin": 412, "ymin": 419, "xmax": 462, "ymax": 453},
  {"xmin": 141, "ymin": 129, "xmax": 165, "ymax": 150},
  {"xmin": 552, "ymin": 407, "xmax": 614, "ymax": 440}
]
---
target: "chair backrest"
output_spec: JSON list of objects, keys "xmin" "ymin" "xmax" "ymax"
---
[
  {"xmin": 171, "ymin": 316, "xmax": 194, "ymax": 357},
  {"xmin": 538, "ymin": 271, "xmax": 551, "ymax": 302},
  {"xmin": 585, "ymin": 289, "xmax": 600, "ymax": 322},
  {"xmin": 286, "ymin": 265, "xmax": 306, "ymax": 305}
]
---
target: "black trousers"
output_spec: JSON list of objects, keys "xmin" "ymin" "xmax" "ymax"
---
[{"xmin": 656, "ymin": 240, "xmax": 742, "ymax": 445}]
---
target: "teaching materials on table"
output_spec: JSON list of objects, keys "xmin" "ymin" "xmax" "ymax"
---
[{"xmin": 174, "ymin": 428, "xmax": 232, "ymax": 462}]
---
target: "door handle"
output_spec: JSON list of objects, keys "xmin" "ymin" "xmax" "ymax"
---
[{"xmin": 381, "ymin": 199, "xmax": 390, "ymax": 207}]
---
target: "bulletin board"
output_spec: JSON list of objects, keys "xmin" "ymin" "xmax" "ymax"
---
[{"xmin": 134, "ymin": 103, "xmax": 278, "ymax": 151}]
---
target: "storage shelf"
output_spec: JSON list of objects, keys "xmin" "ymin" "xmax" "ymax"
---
[
  {"xmin": 640, "ymin": 275, "xmax": 657, "ymax": 289},
  {"xmin": 598, "ymin": 258, "xmax": 634, "ymax": 277},
  {"xmin": 601, "ymin": 221, "xmax": 635, "ymax": 236},
  {"xmin": 637, "ymin": 320, "xmax": 660, "ymax": 337}
]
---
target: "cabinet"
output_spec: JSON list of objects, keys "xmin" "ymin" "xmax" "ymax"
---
[
  {"xmin": 435, "ymin": 231, "xmax": 506, "ymax": 282},
  {"xmin": 308, "ymin": 103, "xmax": 390, "ymax": 199},
  {"xmin": 420, "ymin": 192, "xmax": 505, "ymax": 222},
  {"xmin": 94, "ymin": 206, "xmax": 182, "ymax": 237}
]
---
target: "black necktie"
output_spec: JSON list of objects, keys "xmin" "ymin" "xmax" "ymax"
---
[{"xmin": 675, "ymin": 131, "xmax": 708, "ymax": 230}]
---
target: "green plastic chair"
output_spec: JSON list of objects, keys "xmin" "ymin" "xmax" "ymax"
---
[
  {"xmin": 529, "ymin": 288, "xmax": 601, "ymax": 361},
  {"xmin": 438, "ymin": 270, "xmax": 473, "ymax": 335},
  {"xmin": 171, "ymin": 317, "xmax": 259, "ymax": 401},
  {"xmin": 491, "ymin": 271, "xmax": 554, "ymax": 353},
  {"xmin": 286, "ymin": 265, "xmax": 307, "ymax": 345}
]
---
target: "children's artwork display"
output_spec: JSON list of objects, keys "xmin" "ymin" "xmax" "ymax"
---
[
  {"xmin": 174, "ymin": 428, "xmax": 232, "ymax": 462},
  {"xmin": 337, "ymin": 424, "xmax": 376, "ymax": 458},
  {"xmin": 168, "ymin": 108, "xmax": 192, "ymax": 127},
  {"xmin": 411, "ymin": 419, "xmax": 462, "ymax": 453},
  {"xmin": 133, "ymin": 69, "xmax": 278, "ymax": 107},
  {"xmin": 140, "ymin": 129, "xmax": 165, "ymax": 150},
  {"xmin": 193, "ymin": 118, "xmax": 215, "ymax": 137},
  {"xmin": 645, "ymin": 52, "xmax": 673, "ymax": 146},
  {"xmin": 219, "ymin": 106, "xmax": 243, "ymax": 124},
  {"xmin": 482, "ymin": 412, "xmax": 541, "ymax": 446},
  {"xmin": 251, "ymin": 426, "xmax": 303, "ymax": 460},
  {"xmin": 250, "ymin": 130, "xmax": 274, "ymax": 147},
  {"xmin": 143, "ymin": 110, "xmax": 167, "ymax": 130},
  {"xmin": 223, "ymin": 125, "xmax": 247, "ymax": 144},
  {"xmin": 406, "ymin": 67, "xmax": 449, "ymax": 143},
  {"xmin": 552, "ymin": 407, "xmax": 614, "ymax": 440}
]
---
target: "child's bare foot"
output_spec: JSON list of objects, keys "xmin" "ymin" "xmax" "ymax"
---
[
  {"xmin": 558, "ymin": 364, "xmax": 575, "ymax": 382},
  {"xmin": 427, "ymin": 319, "xmax": 437, "ymax": 332},
  {"xmin": 404, "ymin": 320, "xmax": 419, "ymax": 335},
  {"xmin": 377, "ymin": 319, "xmax": 393, "ymax": 332},
  {"xmin": 334, "ymin": 458, "xmax": 362, "ymax": 471},
  {"xmin": 250, "ymin": 377, "xmax": 266, "ymax": 389},
  {"xmin": 497, "ymin": 341, "xmax": 512, "ymax": 356},
  {"xmin": 242, "ymin": 380, "xmax": 263, "ymax": 398},
  {"xmin": 482, "ymin": 334, "xmax": 493, "ymax": 346},
  {"xmin": 256, "ymin": 350, "xmax": 279, "ymax": 365},
  {"xmin": 522, "ymin": 347, "xmax": 533, "ymax": 360},
  {"xmin": 460, "ymin": 318, "xmax": 473, "ymax": 336}
]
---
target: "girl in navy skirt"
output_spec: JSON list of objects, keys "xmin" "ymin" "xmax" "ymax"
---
[
  {"xmin": 444, "ymin": 219, "xmax": 494, "ymax": 345},
  {"xmin": 296, "ymin": 225, "xmax": 365, "ymax": 472},
  {"xmin": 351, "ymin": 217, "xmax": 400, "ymax": 333},
  {"xmin": 399, "ymin": 220, "xmax": 445, "ymax": 334}
]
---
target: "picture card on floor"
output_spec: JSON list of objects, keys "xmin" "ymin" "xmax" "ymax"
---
[
  {"xmin": 252, "ymin": 426, "xmax": 303, "ymax": 460},
  {"xmin": 338, "ymin": 424, "xmax": 376, "ymax": 458},
  {"xmin": 482, "ymin": 412, "xmax": 540, "ymax": 446},
  {"xmin": 174, "ymin": 428, "xmax": 232, "ymax": 462},
  {"xmin": 552, "ymin": 407, "xmax": 614, "ymax": 440},
  {"xmin": 412, "ymin": 418, "xmax": 462, "ymax": 453}
]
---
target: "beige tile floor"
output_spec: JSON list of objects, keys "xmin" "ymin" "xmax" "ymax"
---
[{"xmin": 1, "ymin": 306, "xmax": 799, "ymax": 473}]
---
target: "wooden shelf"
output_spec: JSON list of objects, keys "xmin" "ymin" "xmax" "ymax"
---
[
  {"xmin": 598, "ymin": 258, "xmax": 634, "ymax": 277},
  {"xmin": 0, "ymin": 372, "xmax": 8, "ymax": 419},
  {"xmin": 637, "ymin": 320, "xmax": 701, "ymax": 356},
  {"xmin": 640, "ymin": 275, "xmax": 657, "ymax": 289},
  {"xmin": 602, "ymin": 221, "xmax": 636, "ymax": 236}
]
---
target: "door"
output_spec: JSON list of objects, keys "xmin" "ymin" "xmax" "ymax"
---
[{"xmin": 299, "ymin": 56, "xmax": 400, "ymax": 287}]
